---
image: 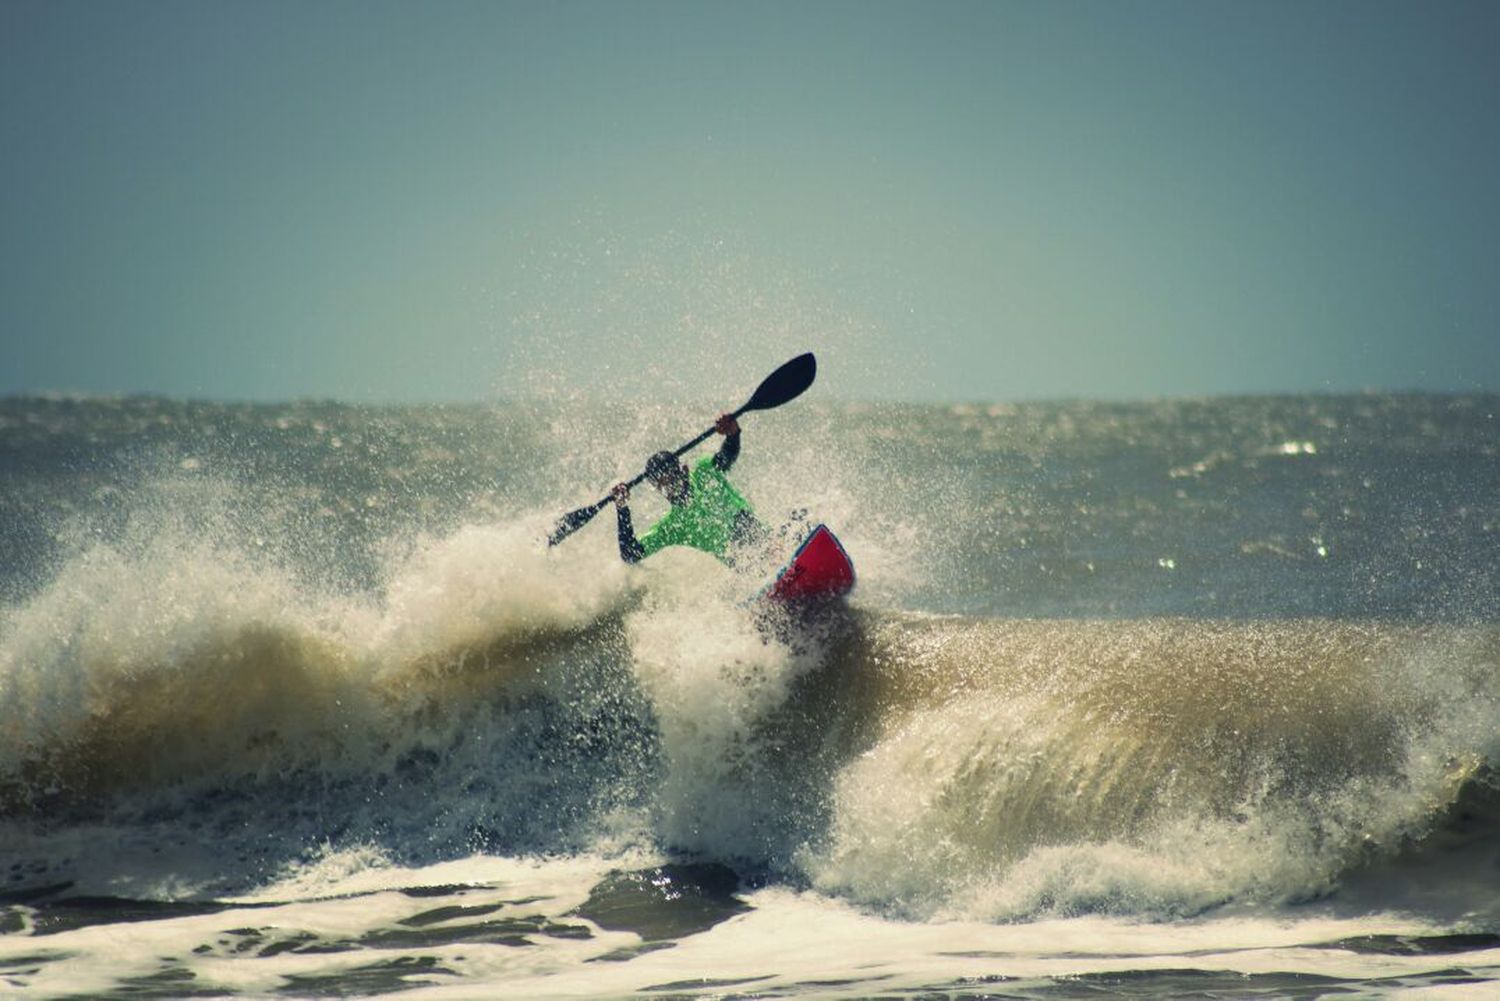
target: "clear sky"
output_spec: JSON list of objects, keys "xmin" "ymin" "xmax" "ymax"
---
[{"xmin": 3, "ymin": 0, "xmax": 1497, "ymax": 403}]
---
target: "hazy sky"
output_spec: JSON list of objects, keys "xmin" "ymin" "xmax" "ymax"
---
[{"xmin": 3, "ymin": 0, "xmax": 1497, "ymax": 402}]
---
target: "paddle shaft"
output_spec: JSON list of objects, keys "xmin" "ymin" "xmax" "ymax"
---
[{"xmin": 562, "ymin": 407, "xmax": 748, "ymax": 523}]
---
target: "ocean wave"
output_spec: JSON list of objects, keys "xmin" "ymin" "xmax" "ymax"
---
[
  {"xmin": 4, "ymin": 519, "xmax": 1500, "ymax": 920},
  {"xmin": 800, "ymin": 614, "xmax": 1500, "ymax": 919},
  {"xmin": 0, "ymin": 515, "xmax": 638, "ymax": 816}
]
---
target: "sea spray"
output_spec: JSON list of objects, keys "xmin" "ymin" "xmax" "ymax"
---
[
  {"xmin": 0, "ymin": 507, "xmax": 648, "ymax": 841},
  {"xmin": 622, "ymin": 552, "xmax": 818, "ymax": 864}
]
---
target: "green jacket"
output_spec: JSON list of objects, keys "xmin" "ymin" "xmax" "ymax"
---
[
  {"xmin": 637, "ymin": 457, "xmax": 756, "ymax": 561},
  {"xmin": 616, "ymin": 444, "xmax": 765, "ymax": 564}
]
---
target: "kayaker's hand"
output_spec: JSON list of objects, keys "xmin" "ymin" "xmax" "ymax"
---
[
  {"xmin": 611, "ymin": 483, "xmax": 630, "ymax": 509},
  {"xmin": 714, "ymin": 413, "xmax": 739, "ymax": 436}
]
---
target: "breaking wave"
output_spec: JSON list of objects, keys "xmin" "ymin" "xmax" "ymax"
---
[{"xmin": 5, "ymin": 520, "xmax": 1499, "ymax": 922}]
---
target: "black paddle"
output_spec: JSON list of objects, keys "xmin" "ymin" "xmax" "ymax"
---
[{"xmin": 546, "ymin": 352, "xmax": 818, "ymax": 547}]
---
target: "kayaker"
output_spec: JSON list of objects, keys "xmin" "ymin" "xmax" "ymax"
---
[{"xmin": 611, "ymin": 413, "xmax": 768, "ymax": 565}]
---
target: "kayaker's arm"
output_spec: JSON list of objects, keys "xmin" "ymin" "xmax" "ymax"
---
[
  {"xmin": 612, "ymin": 484, "xmax": 645, "ymax": 563},
  {"xmin": 712, "ymin": 413, "xmax": 741, "ymax": 472}
]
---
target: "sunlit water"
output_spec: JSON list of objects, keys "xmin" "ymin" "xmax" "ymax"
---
[{"xmin": 3, "ymin": 393, "xmax": 1499, "ymax": 998}]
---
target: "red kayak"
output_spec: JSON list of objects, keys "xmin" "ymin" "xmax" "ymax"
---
[{"xmin": 764, "ymin": 524, "xmax": 855, "ymax": 603}]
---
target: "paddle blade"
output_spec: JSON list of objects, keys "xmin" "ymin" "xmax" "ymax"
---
[
  {"xmin": 740, "ymin": 352, "xmax": 816, "ymax": 414},
  {"xmin": 547, "ymin": 500, "xmax": 604, "ymax": 546}
]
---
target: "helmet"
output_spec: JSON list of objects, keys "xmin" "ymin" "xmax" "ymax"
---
[{"xmin": 644, "ymin": 451, "xmax": 680, "ymax": 482}]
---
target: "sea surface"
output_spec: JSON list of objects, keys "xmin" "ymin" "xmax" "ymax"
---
[{"xmin": 2, "ymin": 391, "xmax": 1499, "ymax": 999}]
